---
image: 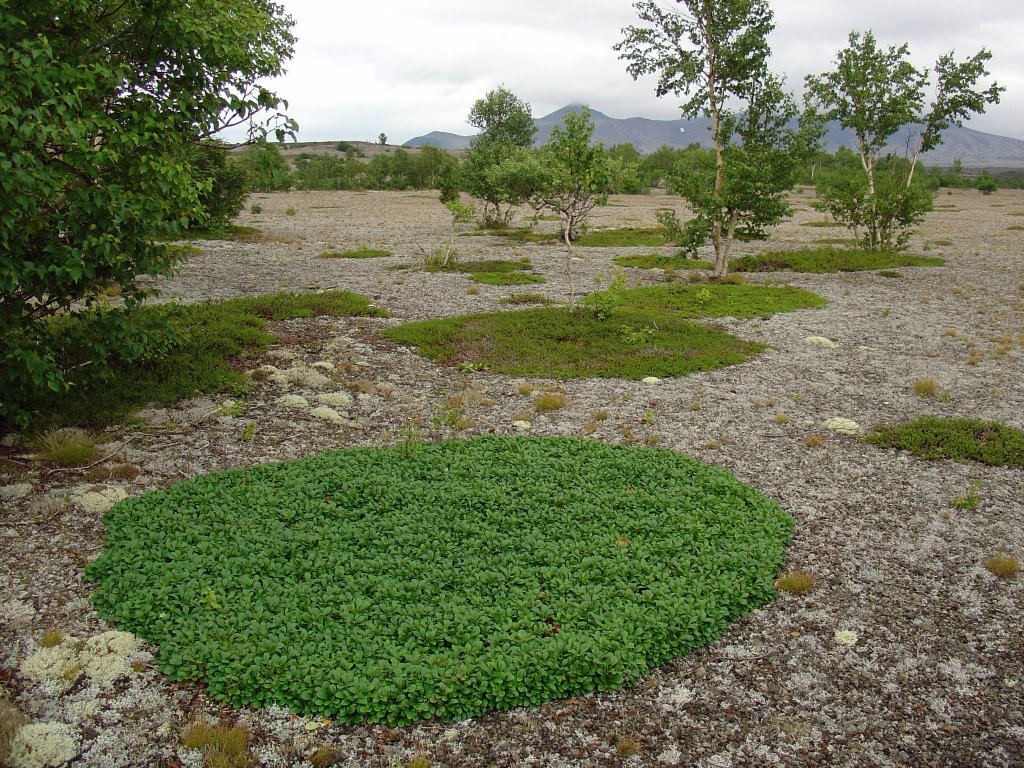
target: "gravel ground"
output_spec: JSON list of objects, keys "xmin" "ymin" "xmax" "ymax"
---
[{"xmin": 1, "ymin": 188, "xmax": 1023, "ymax": 767}]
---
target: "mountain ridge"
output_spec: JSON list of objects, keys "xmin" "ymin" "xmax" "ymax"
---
[{"xmin": 404, "ymin": 105, "xmax": 1024, "ymax": 169}]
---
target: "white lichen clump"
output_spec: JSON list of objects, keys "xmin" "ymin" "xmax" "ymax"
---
[
  {"xmin": 309, "ymin": 406, "xmax": 343, "ymax": 424},
  {"xmin": 804, "ymin": 336, "xmax": 839, "ymax": 348},
  {"xmin": 275, "ymin": 394, "xmax": 309, "ymax": 409},
  {"xmin": 71, "ymin": 487, "xmax": 129, "ymax": 515},
  {"xmin": 264, "ymin": 363, "xmax": 332, "ymax": 390},
  {"xmin": 317, "ymin": 391, "xmax": 353, "ymax": 408},
  {"xmin": 20, "ymin": 631, "xmax": 143, "ymax": 691},
  {"xmin": 642, "ymin": 376, "xmax": 662, "ymax": 384},
  {"xmin": 9, "ymin": 722, "xmax": 80, "ymax": 768},
  {"xmin": 833, "ymin": 629, "xmax": 859, "ymax": 647},
  {"xmin": 0, "ymin": 483, "xmax": 34, "ymax": 500},
  {"xmin": 512, "ymin": 421, "xmax": 531, "ymax": 430},
  {"xmin": 822, "ymin": 417, "xmax": 860, "ymax": 435}
]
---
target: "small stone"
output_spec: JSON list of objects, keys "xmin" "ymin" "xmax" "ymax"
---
[
  {"xmin": 822, "ymin": 417, "xmax": 860, "ymax": 435},
  {"xmin": 804, "ymin": 336, "xmax": 838, "ymax": 348},
  {"xmin": 642, "ymin": 376, "xmax": 662, "ymax": 384}
]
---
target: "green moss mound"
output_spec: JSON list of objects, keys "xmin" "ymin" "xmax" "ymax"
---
[
  {"xmin": 614, "ymin": 248, "xmax": 944, "ymax": 273},
  {"xmin": 384, "ymin": 285, "xmax": 823, "ymax": 379},
  {"xmin": 866, "ymin": 417, "xmax": 1024, "ymax": 466},
  {"xmin": 86, "ymin": 437, "xmax": 792, "ymax": 724}
]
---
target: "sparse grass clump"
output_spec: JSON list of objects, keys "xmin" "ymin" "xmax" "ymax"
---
[
  {"xmin": 383, "ymin": 285, "xmax": 823, "ymax": 380},
  {"xmin": 32, "ymin": 427, "xmax": 97, "ymax": 467},
  {"xmin": 87, "ymin": 437, "xmax": 793, "ymax": 725},
  {"xmin": 912, "ymin": 378, "xmax": 942, "ymax": 398},
  {"xmin": 574, "ymin": 227, "xmax": 669, "ymax": 247},
  {"xmin": 866, "ymin": 417, "xmax": 1024, "ymax": 467},
  {"xmin": 308, "ymin": 746, "xmax": 344, "ymax": 768},
  {"xmin": 984, "ymin": 553, "xmax": 1021, "ymax": 579},
  {"xmin": 319, "ymin": 248, "xmax": 392, "ymax": 259},
  {"xmin": 0, "ymin": 698, "xmax": 29, "ymax": 764},
  {"xmin": 423, "ymin": 258, "xmax": 545, "ymax": 285},
  {"xmin": 775, "ymin": 571, "xmax": 817, "ymax": 594},
  {"xmin": 728, "ymin": 248, "xmax": 944, "ymax": 273},
  {"xmin": 534, "ymin": 393, "xmax": 567, "ymax": 412},
  {"xmin": 40, "ymin": 629, "xmax": 65, "ymax": 648},
  {"xmin": 181, "ymin": 721, "xmax": 253, "ymax": 768},
  {"xmin": 804, "ymin": 433, "xmax": 826, "ymax": 448},
  {"xmin": 38, "ymin": 291, "xmax": 387, "ymax": 427}
]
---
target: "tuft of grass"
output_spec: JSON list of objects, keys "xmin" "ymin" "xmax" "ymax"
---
[
  {"xmin": 0, "ymin": 698, "xmax": 29, "ymax": 763},
  {"xmin": 613, "ymin": 254, "xmax": 713, "ymax": 270},
  {"xmin": 38, "ymin": 291, "xmax": 387, "ymax": 427},
  {"xmin": 984, "ymin": 553, "xmax": 1021, "ymax": 579},
  {"xmin": 319, "ymin": 248, "xmax": 392, "ymax": 259},
  {"xmin": 384, "ymin": 285, "xmax": 823, "ymax": 380},
  {"xmin": 308, "ymin": 746, "xmax": 344, "ymax": 768},
  {"xmin": 801, "ymin": 220, "xmax": 844, "ymax": 227},
  {"xmin": 775, "ymin": 571, "xmax": 817, "ymax": 595},
  {"xmin": 86, "ymin": 437, "xmax": 793, "ymax": 726},
  {"xmin": 534, "ymin": 393, "xmax": 568, "ymax": 412},
  {"xmin": 774, "ymin": 413, "xmax": 790, "ymax": 425},
  {"xmin": 912, "ymin": 378, "xmax": 942, "ymax": 398},
  {"xmin": 181, "ymin": 721, "xmax": 253, "ymax": 768},
  {"xmin": 866, "ymin": 417, "xmax": 1024, "ymax": 467},
  {"xmin": 406, "ymin": 756, "xmax": 432, "ymax": 768},
  {"xmin": 40, "ymin": 629, "xmax": 65, "ymax": 648},
  {"xmin": 466, "ymin": 285, "xmax": 479, "ymax": 295},
  {"xmin": 500, "ymin": 293, "xmax": 555, "ymax": 305},
  {"xmin": 804, "ymin": 433, "xmax": 826, "ymax": 448},
  {"xmin": 877, "ymin": 270, "xmax": 903, "ymax": 279},
  {"xmin": 284, "ymin": 206, "xmax": 297, "ymax": 216},
  {"xmin": 615, "ymin": 736, "xmax": 641, "ymax": 757},
  {"xmin": 591, "ymin": 409, "xmax": 610, "ymax": 421},
  {"xmin": 951, "ymin": 482, "xmax": 982, "ymax": 511},
  {"xmin": 728, "ymin": 248, "xmax": 944, "ymax": 273},
  {"xmin": 32, "ymin": 427, "xmax": 97, "ymax": 466}
]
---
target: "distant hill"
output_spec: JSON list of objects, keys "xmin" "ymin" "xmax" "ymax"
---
[{"xmin": 405, "ymin": 105, "xmax": 1024, "ymax": 169}]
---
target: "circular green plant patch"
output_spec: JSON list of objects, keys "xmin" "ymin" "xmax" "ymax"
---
[{"xmin": 87, "ymin": 437, "xmax": 792, "ymax": 724}]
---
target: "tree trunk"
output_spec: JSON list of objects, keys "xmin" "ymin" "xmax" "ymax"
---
[{"xmin": 563, "ymin": 218, "xmax": 576, "ymax": 310}]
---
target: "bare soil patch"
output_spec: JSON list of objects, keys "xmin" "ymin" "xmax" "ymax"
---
[{"xmin": 2, "ymin": 189, "xmax": 1022, "ymax": 767}]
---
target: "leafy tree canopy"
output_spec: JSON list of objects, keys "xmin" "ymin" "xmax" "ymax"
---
[{"xmin": 0, "ymin": 0, "xmax": 296, "ymax": 427}]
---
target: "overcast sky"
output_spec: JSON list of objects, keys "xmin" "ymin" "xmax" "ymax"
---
[{"xmin": 235, "ymin": 0, "xmax": 1024, "ymax": 144}]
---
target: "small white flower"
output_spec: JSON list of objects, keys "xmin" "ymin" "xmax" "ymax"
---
[{"xmin": 833, "ymin": 629, "xmax": 859, "ymax": 647}]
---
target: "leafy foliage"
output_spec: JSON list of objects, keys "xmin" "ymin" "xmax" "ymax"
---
[
  {"xmin": 806, "ymin": 31, "xmax": 1003, "ymax": 250},
  {"xmin": 866, "ymin": 417, "xmax": 1024, "ymax": 467},
  {"xmin": 38, "ymin": 291, "xmax": 386, "ymax": 427},
  {"xmin": 384, "ymin": 284, "xmax": 823, "ymax": 379},
  {"xmin": 617, "ymin": 0, "xmax": 820, "ymax": 275},
  {"xmin": 87, "ymin": 437, "xmax": 793, "ymax": 724},
  {"xmin": 0, "ymin": 0, "xmax": 296, "ymax": 428}
]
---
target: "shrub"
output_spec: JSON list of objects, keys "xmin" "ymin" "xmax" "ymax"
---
[
  {"xmin": 87, "ymin": 437, "xmax": 793, "ymax": 725},
  {"xmin": 866, "ymin": 417, "xmax": 1024, "ymax": 467}
]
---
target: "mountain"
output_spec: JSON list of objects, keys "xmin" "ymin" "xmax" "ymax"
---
[{"xmin": 405, "ymin": 105, "xmax": 1024, "ymax": 168}]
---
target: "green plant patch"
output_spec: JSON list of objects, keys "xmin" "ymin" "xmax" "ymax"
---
[
  {"xmin": 40, "ymin": 291, "xmax": 387, "ymax": 426},
  {"xmin": 499, "ymin": 293, "xmax": 556, "ymax": 305},
  {"xmin": 574, "ymin": 227, "xmax": 669, "ymax": 247},
  {"xmin": 800, "ymin": 220, "xmax": 845, "ymax": 228},
  {"xmin": 877, "ymin": 270, "xmax": 903, "ymax": 278},
  {"xmin": 320, "ymin": 248, "xmax": 392, "ymax": 259},
  {"xmin": 729, "ymin": 248, "xmax": 944, "ymax": 273},
  {"xmin": 614, "ymin": 283, "xmax": 827, "ymax": 320},
  {"xmin": 613, "ymin": 254, "xmax": 713, "ymax": 270},
  {"xmin": 184, "ymin": 224, "xmax": 264, "ymax": 243},
  {"xmin": 471, "ymin": 271, "xmax": 546, "ymax": 286},
  {"xmin": 866, "ymin": 417, "xmax": 1024, "ymax": 466},
  {"xmin": 86, "ymin": 436, "xmax": 792, "ymax": 724},
  {"xmin": 384, "ymin": 285, "xmax": 822, "ymax": 379}
]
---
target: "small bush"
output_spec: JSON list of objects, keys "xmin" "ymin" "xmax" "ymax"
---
[
  {"xmin": 32, "ymin": 428, "xmax": 97, "ymax": 467},
  {"xmin": 984, "ymin": 553, "xmax": 1021, "ymax": 579},
  {"xmin": 284, "ymin": 206, "xmax": 297, "ymax": 216},
  {"xmin": 249, "ymin": 203, "xmax": 262, "ymax": 214},
  {"xmin": 866, "ymin": 417, "xmax": 1024, "ymax": 467}
]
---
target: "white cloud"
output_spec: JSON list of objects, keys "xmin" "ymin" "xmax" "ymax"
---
[{"xmin": 227, "ymin": 0, "xmax": 1023, "ymax": 143}]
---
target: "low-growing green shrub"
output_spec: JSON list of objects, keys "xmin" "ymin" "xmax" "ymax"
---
[
  {"xmin": 383, "ymin": 285, "xmax": 823, "ymax": 379},
  {"xmin": 87, "ymin": 437, "xmax": 793, "ymax": 724},
  {"xmin": 499, "ymin": 293, "xmax": 555, "ymax": 305},
  {"xmin": 320, "ymin": 248, "xmax": 392, "ymax": 259},
  {"xmin": 613, "ymin": 254, "xmax": 713, "ymax": 270},
  {"xmin": 422, "ymin": 258, "xmax": 545, "ymax": 285},
  {"xmin": 39, "ymin": 291, "xmax": 387, "ymax": 427},
  {"xmin": 471, "ymin": 271, "xmax": 546, "ymax": 286},
  {"xmin": 729, "ymin": 248, "xmax": 944, "ymax": 273},
  {"xmin": 866, "ymin": 417, "xmax": 1024, "ymax": 466}
]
